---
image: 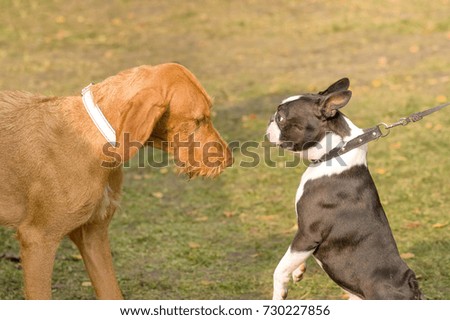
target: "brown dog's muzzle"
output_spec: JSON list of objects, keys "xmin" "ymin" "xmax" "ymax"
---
[
  {"xmin": 176, "ymin": 124, "xmax": 232, "ymax": 178},
  {"xmin": 151, "ymin": 121, "xmax": 232, "ymax": 178}
]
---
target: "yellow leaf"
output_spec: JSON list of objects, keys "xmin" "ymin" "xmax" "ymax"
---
[
  {"xmin": 389, "ymin": 142, "xmax": 402, "ymax": 149},
  {"xmin": 160, "ymin": 168, "xmax": 169, "ymax": 174},
  {"xmin": 81, "ymin": 281, "xmax": 92, "ymax": 287},
  {"xmin": 55, "ymin": 16, "xmax": 66, "ymax": 24},
  {"xmin": 223, "ymin": 211, "xmax": 235, "ymax": 218},
  {"xmin": 111, "ymin": 18, "xmax": 123, "ymax": 26},
  {"xmin": 405, "ymin": 221, "xmax": 421, "ymax": 229},
  {"xmin": 188, "ymin": 242, "xmax": 201, "ymax": 249},
  {"xmin": 103, "ymin": 51, "xmax": 114, "ymax": 59},
  {"xmin": 436, "ymin": 95, "xmax": 447, "ymax": 103},
  {"xmin": 132, "ymin": 174, "xmax": 143, "ymax": 180},
  {"xmin": 377, "ymin": 56, "xmax": 388, "ymax": 67},
  {"xmin": 409, "ymin": 45, "xmax": 420, "ymax": 53},
  {"xmin": 195, "ymin": 216, "xmax": 209, "ymax": 222},
  {"xmin": 375, "ymin": 168, "xmax": 387, "ymax": 175},
  {"xmin": 371, "ymin": 79, "xmax": 382, "ymax": 88},
  {"xmin": 257, "ymin": 215, "xmax": 277, "ymax": 221},
  {"xmin": 432, "ymin": 223, "xmax": 448, "ymax": 229},
  {"xmin": 152, "ymin": 192, "xmax": 164, "ymax": 199},
  {"xmin": 71, "ymin": 254, "xmax": 83, "ymax": 261},
  {"xmin": 400, "ymin": 253, "xmax": 415, "ymax": 260}
]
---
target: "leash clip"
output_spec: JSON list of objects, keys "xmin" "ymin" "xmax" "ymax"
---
[
  {"xmin": 376, "ymin": 123, "xmax": 391, "ymax": 137},
  {"xmin": 377, "ymin": 117, "xmax": 411, "ymax": 137}
]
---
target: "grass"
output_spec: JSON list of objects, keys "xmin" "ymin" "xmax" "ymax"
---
[{"xmin": 0, "ymin": 0, "xmax": 449, "ymax": 299}]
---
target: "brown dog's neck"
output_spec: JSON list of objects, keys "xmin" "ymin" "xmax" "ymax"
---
[{"xmin": 65, "ymin": 65, "xmax": 174, "ymax": 165}]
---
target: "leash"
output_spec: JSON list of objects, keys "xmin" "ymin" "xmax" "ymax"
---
[{"xmin": 313, "ymin": 102, "xmax": 450, "ymax": 164}]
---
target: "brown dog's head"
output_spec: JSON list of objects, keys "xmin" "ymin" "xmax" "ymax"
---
[{"xmin": 105, "ymin": 63, "xmax": 232, "ymax": 177}]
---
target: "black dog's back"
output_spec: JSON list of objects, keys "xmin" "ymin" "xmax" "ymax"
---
[{"xmin": 293, "ymin": 165, "xmax": 423, "ymax": 299}]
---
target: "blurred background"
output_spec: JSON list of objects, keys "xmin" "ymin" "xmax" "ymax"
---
[{"xmin": 0, "ymin": 0, "xmax": 449, "ymax": 299}]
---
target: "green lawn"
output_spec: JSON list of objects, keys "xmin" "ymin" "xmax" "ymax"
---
[{"xmin": 0, "ymin": 0, "xmax": 449, "ymax": 299}]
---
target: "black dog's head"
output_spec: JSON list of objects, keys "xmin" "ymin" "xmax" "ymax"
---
[{"xmin": 266, "ymin": 78, "xmax": 353, "ymax": 153}]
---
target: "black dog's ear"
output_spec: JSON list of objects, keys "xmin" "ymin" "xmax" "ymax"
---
[
  {"xmin": 320, "ymin": 90, "xmax": 352, "ymax": 118},
  {"xmin": 318, "ymin": 78, "xmax": 350, "ymax": 95}
]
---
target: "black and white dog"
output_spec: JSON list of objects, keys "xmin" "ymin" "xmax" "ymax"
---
[{"xmin": 266, "ymin": 78, "xmax": 424, "ymax": 300}]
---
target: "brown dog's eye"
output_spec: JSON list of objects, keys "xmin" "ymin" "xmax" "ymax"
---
[{"xmin": 195, "ymin": 117, "xmax": 206, "ymax": 127}]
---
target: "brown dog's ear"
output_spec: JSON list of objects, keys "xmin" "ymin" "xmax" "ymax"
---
[
  {"xmin": 319, "ymin": 78, "xmax": 350, "ymax": 95},
  {"xmin": 320, "ymin": 90, "xmax": 352, "ymax": 118},
  {"xmin": 116, "ymin": 89, "xmax": 167, "ymax": 162}
]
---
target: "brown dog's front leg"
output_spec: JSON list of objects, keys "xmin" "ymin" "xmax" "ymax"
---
[
  {"xmin": 18, "ymin": 226, "xmax": 60, "ymax": 299},
  {"xmin": 69, "ymin": 222, "xmax": 123, "ymax": 300}
]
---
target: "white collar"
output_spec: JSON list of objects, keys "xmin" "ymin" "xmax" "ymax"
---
[{"xmin": 81, "ymin": 83, "xmax": 116, "ymax": 146}]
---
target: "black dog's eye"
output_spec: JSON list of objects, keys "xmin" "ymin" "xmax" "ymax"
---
[{"xmin": 276, "ymin": 114, "xmax": 285, "ymax": 124}]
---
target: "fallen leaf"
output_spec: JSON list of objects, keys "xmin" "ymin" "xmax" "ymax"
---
[
  {"xmin": 132, "ymin": 174, "xmax": 143, "ymax": 180},
  {"xmin": 71, "ymin": 254, "xmax": 83, "ymax": 261},
  {"xmin": 375, "ymin": 168, "xmax": 387, "ymax": 175},
  {"xmin": 55, "ymin": 15, "xmax": 66, "ymax": 24},
  {"xmin": 257, "ymin": 215, "xmax": 277, "ymax": 221},
  {"xmin": 377, "ymin": 56, "xmax": 388, "ymax": 67},
  {"xmin": 103, "ymin": 51, "xmax": 113, "ymax": 59},
  {"xmin": 405, "ymin": 221, "xmax": 421, "ymax": 229},
  {"xmin": 425, "ymin": 122, "xmax": 433, "ymax": 129},
  {"xmin": 81, "ymin": 281, "xmax": 92, "ymax": 287},
  {"xmin": 389, "ymin": 142, "xmax": 402, "ymax": 149},
  {"xmin": 371, "ymin": 79, "xmax": 382, "ymax": 88},
  {"xmin": 433, "ymin": 124, "xmax": 443, "ymax": 131},
  {"xmin": 432, "ymin": 223, "xmax": 448, "ymax": 229},
  {"xmin": 188, "ymin": 242, "xmax": 201, "ymax": 249},
  {"xmin": 195, "ymin": 216, "xmax": 209, "ymax": 222},
  {"xmin": 400, "ymin": 253, "xmax": 415, "ymax": 260},
  {"xmin": 409, "ymin": 45, "xmax": 420, "ymax": 53},
  {"xmin": 55, "ymin": 29, "xmax": 70, "ymax": 40},
  {"xmin": 111, "ymin": 18, "xmax": 123, "ymax": 26},
  {"xmin": 341, "ymin": 292, "xmax": 350, "ymax": 299},
  {"xmin": 436, "ymin": 95, "xmax": 447, "ymax": 103},
  {"xmin": 223, "ymin": 211, "xmax": 235, "ymax": 218},
  {"xmin": 152, "ymin": 192, "xmax": 164, "ymax": 199},
  {"xmin": 160, "ymin": 168, "xmax": 169, "ymax": 174}
]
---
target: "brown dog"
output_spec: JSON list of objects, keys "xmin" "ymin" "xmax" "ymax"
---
[{"xmin": 0, "ymin": 63, "xmax": 232, "ymax": 299}]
